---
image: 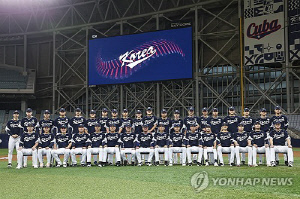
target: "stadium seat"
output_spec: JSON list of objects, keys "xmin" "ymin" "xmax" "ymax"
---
[{"xmin": 0, "ymin": 69, "xmax": 28, "ymax": 89}]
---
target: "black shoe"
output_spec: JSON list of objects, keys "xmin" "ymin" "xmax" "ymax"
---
[
  {"xmin": 276, "ymin": 161, "xmax": 279, "ymax": 165},
  {"xmin": 67, "ymin": 163, "xmax": 70, "ymax": 167},
  {"xmin": 197, "ymin": 162, "xmax": 202, "ymax": 166},
  {"xmin": 230, "ymin": 163, "xmax": 234, "ymax": 167},
  {"xmin": 102, "ymin": 162, "xmax": 107, "ymax": 167},
  {"xmin": 72, "ymin": 164, "xmax": 77, "ymax": 167},
  {"xmin": 94, "ymin": 161, "xmax": 98, "ymax": 166},
  {"xmin": 7, "ymin": 163, "xmax": 12, "ymax": 168},
  {"xmin": 188, "ymin": 163, "xmax": 192, "ymax": 166},
  {"xmin": 116, "ymin": 161, "xmax": 121, "ymax": 167},
  {"xmin": 155, "ymin": 161, "xmax": 159, "ymax": 166},
  {"xmin": 131, "ymin": 162, "xmax": 135, "ymax": 166},
  {"xmin": 219, "ymin": 163, "xmax": 224, "ymax": 166},
  {"xmin": 192, "ymin": 160, "xmax": 197, "ymax": 164},
  {"xmin": 123, "ymin": 160, "xmax": 128, "ymax": 166},
  {"xmin": 164, "ymin": 161, "xmax": 168, "ymax": 166},
  {"xmin": 285, "ymin": 161, "xmax": 288, "ymax": 166},
  {"xmin": 242, "ymin": 161, "xmax": 245, "ymax": 165},
  {"xmin": 81, "ymin": 164, "xmax": 86, "ymax": 167},
  {"xmin": 87, "ymin": 163, "xmax": 91, "ymax": 167},
  {"xmin": 98, "ymin": 161, "xmax": 102, "ymax": 166}
]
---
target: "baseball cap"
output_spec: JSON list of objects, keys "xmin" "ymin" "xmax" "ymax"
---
[
  {"xmin": 260, "ymin": 108, "xmax": 267, "ymax": 112},
  {"xmin": 190, "ymin": 123, "xmax": 196, "ymax": 127},
  {"xmin": 60, "ymin": 124, "xmax": 67, "ymax": 128},
  {"xmin": 94, "ymin": 123, "xmax": 101, "ymax": 127},
  {"xmin": 212, "ymin": 108, "xmax": 218, "ymax": 112},
  {"xmin": 161, "ymin": 109, "xmax": 167, "ymax": 113},
  {"xmin": 75, "ymin": 108, "xmax": 81, "ymax": 112},
  {"xmin": 125, "ymin": 124, "xmax": 132, "ymax": 128},
  {"xmin": 202, "ymin": 107, "xmax": 208, "ymax": 112},
  {"xmin": 222, "ymin": 122, "xmax": 228, "ymax": 126},
  {"xmin": 59, "ymin": 108, "xmax": 66, "ymax": 112},
  {"xmin": 174, "ymin": 110, "xmax": 180, "ymax": 114},
  {"xmin": 102, "ymin": 108, "xmax": 108, "ymax": 112},
  {"xmin": 26, "ymin": 108, "xmax": 32, "ymax": 113},
  {"xmin": 112, "ymin": 109, "xmax": 118, "ymax": 113},
  {"xmin": 274, "ymin": 121, "xmax": 281, "ymax": 125},
  {"xmin": 90, "ymin": 110, "xmax": 96, "ymax": 114},
  {"xmin": 205, "ymin": 124, "xmax": 211, "ymax": 128},
  {"xmin": 13, "ymin": 110, "xmax": 19, "ymax": 114},
  {"xmin": 238, "ymin": 123, "xmax": 244, "ymax": 127},
  {"xmin": 188, "ymin": 107, "xmax": 194, "ymax": 111},
  {"xmin": 244, "ymin": 108, "xmax": 250, "ymax": 112},
  {"xmin": 136, "ymin": 110, "xmax": 142, "ymax": 114},
  {"xmin": 275, "ymin": 106, "xmax": 281, "ymax": 110},
  {"xmin": 43, "ymin": 123, "xmax": 50, "ymax": 128},
  {"xmin": 229, "ymin": 106, "xmax": 235, "ymax": 111},
  {"xmin": 158, "ymin": 124, "xmax": 165, "ymax": 127},
  {"xmin": 78, "ymin": 124, "xmax": 85, "ymax": 128},
  {"xmin": 27, "ymin": 123, "xmax": 34, "ymax": 127},
  {"xmin": 123, "ymin": 109, "xmax": 128, "ymax": 113},
  {"xmin": 254, "ymin": 121, "xmax": 261, "ymax": 125},
  {"xmin": 44, "ymin": 110, "xmax": 51, "ymax": 114},
  {"xmin": 174, "ymin": 123, "xmax": 180, "ymax": 127},
  {"xmin": 142, "ymin": 124, "xmax": 148, "ymax": 128},
  {"xmin": 147, "ymin": 107, "xmax": 152, "ymax": 111},
  {"xmin": 110, "ymin": 123, "xmax": 116, "ymax": 127}
]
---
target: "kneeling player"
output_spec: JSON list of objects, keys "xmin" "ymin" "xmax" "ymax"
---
[
  {"xmin": 51, "ymin": 124, "xmax": 72, "ymax": 167},
  {"xmin": 250, "ymin": 121, "xmax": 271, "ymax": 167},
  {"xmin": 38, "ymin": 124, "xmax": 55, "ymax": 168},
  {"xmin": 234, "ymin": 123, "xmax": 252, "ymax": 166},
  {"xmin": 87, "ymin": 123, "xmax": 105, "ymax": 167},
  {"xmin": 136, "ymin": 124, "xmax": 154, "ymax": 166},
  {"xmin": 270, "ymin": 121, "xmax": 293, "ymax": 167},
  {"xmin": 186, "ymin": 124, "xmax": 203, "ymax": 166},
  {"xmin": 154, "ymin": 124, "xmax": 169, "ymax": 166},
  {"xmin": 119, "ymin": 124, "xmax": 137, "ymax": 166},
  {"xmin": 102, "ymin": 124, "xmax": 121, "ymax": 166},
  {"xmin": 217, "ymin": 123, "xmax": 235, "ymax": 166},
  {"xmin": 168, "ymin": 124, "xmax": 186, "ymax": 166},
  {"xmin": 71, "ymin": 124, "xmax": 89, "ymax": 167},
  {"xmin": 202, "ymin": 124, "xmax": 218, "ymax": 166},
  {"xmin": 16, "ymin": 124, "xmax": 39, "ymax": 169}
]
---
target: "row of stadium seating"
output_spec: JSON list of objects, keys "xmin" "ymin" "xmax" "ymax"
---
[{"xmin": 0, "ymin": 69, "xmax": 28, "ymax": 89}]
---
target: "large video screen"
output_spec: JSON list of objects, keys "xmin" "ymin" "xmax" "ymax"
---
[{"xmin": 88, "ymin": 27, "xmax": 193, "ymax": 85}]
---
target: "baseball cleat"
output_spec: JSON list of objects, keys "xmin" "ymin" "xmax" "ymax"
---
[
  {"xmin": 137, "ymin": 163, "xmax": 142, "ymax": 167},
  {"xmin": 276, "ymin": 161, "xmax": 279, "ymax": 166},
  {"xmin": 288, "ymin": 162, "xmax": 293, "ymax": 167},
  {"xmin": 197, "ymin": 162, "xmax": 202, "ymax": 166},
  {"xmin": 258, "ymin": 161, "xmax": 263, "ymax": 165},
  {"xmin": 116, "ymin": 161, "xmax": 121, "ymax": 167},
  {"xmin": 285, "ymin": 161, "xmax": 288, "ymax": 166},
  {"xmin": 98, "ymin": 164, "xmax": 102, "ymax": 167},
  {"xmin": 16, "ymin": 166, "xmax": 22, "ymax": 169},
  {"xmin": 123, "ymin": 160, "xmax": 128, "ymax": 166},
  {"xmin": 155, "ymin": 161, "xmax": 159, "ymax": 166},
  {"xmin": 164, "ymin": 161, "xmax": 168, "ymax": 166},
  {"xmin": 23, "ymin": 164, "xmax": 27, "ymax": 168},
  {"xmin": 242, "ymin": 161, "xmax": 245, "ymax": 165},
  {"xmin": 230, "ymin": 163, "xmax": 234, "ymax": 167},
  {"xmin": 188, "ymin": 163, "xmax": 192, "ymax": 166},
  {"xmin": 192, "ymin": 160, "xmax": 197, "ymax": 164},
  {"xmin": 94, "ymin": 161, "xmax": 98, "ymax": 165},
  {"xmin": 131, "ymin": 162, "xmax": 135, "ymax": 166},
  {"xmin": 205, "ymin": 162, "xmax": 209, "ymax": 166},
  {"xmin": 72, "ymin": 164, "xmax": 77, "ymax": 167},
  {"xmin": 63, "ymin": 163, "xmax": 67, "ymax": 168},
  {"xmin": 81, "ymin": 164, "xmax": 86, "ymax": 167},
  {"xmin": 7, "ymin": 163, "xmax": 12, "ymax": 168},
  {"xmin": 219, "ymin": 163, "xmax": 224, "ymax": 167},
  {"xmin": 214, "ymin": 162, "xmax": 218, "ymax": 167},
  {"xmin": 56, "ymin": 164, "xmax": 61, "ymax": 168},
  {"xmin": 87, "ymin": 163, "xmax": 91, "ymax": 167},
  {"xmin": 39, "ymin": 163, "xmax": 44, "ymax": 168}
]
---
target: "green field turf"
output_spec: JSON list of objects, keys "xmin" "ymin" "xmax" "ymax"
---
[{"xmin": 0, "ymin": 148, "xmax": 299, "ymax": 199}]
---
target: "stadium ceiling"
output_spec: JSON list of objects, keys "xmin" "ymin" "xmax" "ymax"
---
[{"xmin": 0, "ymin": 0, "xmax": 299, "ymax": 116}]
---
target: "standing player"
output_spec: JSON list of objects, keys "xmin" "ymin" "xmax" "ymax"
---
[
  {"xmin": 105, "ymin": 109, "xmax": 123, "ymax": 134},
  {"xmin": 170, "ymin": 109, "xmax": 184, "ymax": 164},
  {"xmin": 86, "ymin": 123, "xmax": 105, "ymax": 167},
  {"xmin": 209, "ymin": 108, "xmax": 223, "ymax": 135},
  {"xmin": 168, "ymin": 124, "xmax": 186, "ymax": 166},
  {"xmin": 186, "ymin": 124, "xmax": 203, "ymax": 166},
  {"xmin": 102, "ymin": 124, "xmax": 121, "ymax": 166},
  {"xmin": 202, "ymin": 124, "xmax": 218, "ymax": 167},
  {"xmin": 70, "ymin": 108, "xmax": 87, "ymax": 135},
  {"xmin": 86, "ymin": 110, "xmax": 99, "ymax": 134},
  {"xmin": 51, "ymin": 124, "xmax": 72, "ymax": 168},
  {"xmin": 16, "ymin": 124, "xmax": 39, "ymax": 169},
  {"xmin": 250, "ymin": 121, "xmax": 271, "ymax": 167},
  {"xmin": 54, "ymin": 108, "xmax": 73, "ymax": 135},
  {"xmin": 38, "ymin": 110, "xmax": 54, "ymax": 134},
  {"xmin": 99, "ymin": 108, "xmax": 109, "ymax": 134},
  {"xmin": 217, "ymin": 122, "xmax": 235, "ymax": 166},
  {"xmin": 153, "ymin": 124, "xmax": 169, "ymax": 166},
  {"xmin": 199, "ymin": 107, "xmax": 211, "ymax": 131},
  {"xmin": 269, "ymin": 121, "xmax": 293, "ymax": 167},
  {"xmin": 119, "ymin": 124, "xmax": 137, "ymax": 166},
  {"xmin": 157, "ymin": 109, "xmax": 172, "ymax": 135},
  {"xmin": 233, "ymin": 123, "xmax": 252, "ymax": 167},
  {"xmin": 20, "ymin": 108, "xmax": 38, "ymax": 167},
  {"xmin": 70, "ymin": 124, "xmax": 89, "ymax": 167},
  {"xmin": 142, "ymin": 107, "xmax": 158, "ymax": 134},
  {"xmin": 255, "ymin": 108, "xmax": 271, "ymax": 164},
  {"xmin": 120, "ymin": 109, "xmax": 133, "ymax": 134},
  {"xmin": 6, "ymin": 110, "xmax": 22, "ymax": 168},
  {"xmin": 38, "ymin": 124, "xmax": 54, "ymax": 168},
  {"xmin": 183, "ymin": 107, "xmax": 200, "ymax": 133},
  {"xmin": 136, "ymin": 124, "xmax": 155, "ymax": 166},
  {"xmin": 132, "ymin": 110, "xmax": 143, "ymax": 135},
  {"xmin": 223, "ymin": 107, "xmax": 240, "ymax": 134}
]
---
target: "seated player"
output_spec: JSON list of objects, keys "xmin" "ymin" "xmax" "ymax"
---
[
  {"xmin": 202, "ymin": 124, "xmax": 218, "ymax": 167},
  {"xmin": 119, "ymin": 124, "xmax": 137, "ymax": 166},
  {"xmin": 38, "ymin": 124, "xmax": 55, "ymax": 168},
  {"xmin": 217, "ymin": 122, "xmax": 235, "ymax": 166},
  {"xmin": 269, "ymin": 121, "xmax": 293, "ymax": 167},
  {"xmin": 168, "ymin": 123, "xmax": 186, "ymax": 166},
  {"xmin": 16, "ymin": 123, "xmax": 39, "ymax": 169},
  {"xmin": 250, "ymin": 121, "xmax": 271, "ymax": 167},
  {"xmin": 154, "ymin": 124, "xmax": 169, "ymax": 166},
  {"xmin": 51, "ymin": 124, "xmax": 72, "ymax": 167},
  {"xmin": 102, "ymin": 124, "xmax": 121, "ymax": 166},
  {"xmin": 87, "ymin": 123, "xmax": 105, "ymax": 167},
  {"xmin": 136, "ymin": 124, "xmax": 155, "ymax": 166},
  {"xmin": 186, "ymin": 124, "xmax": 203, "ymax": 166},
  {"xmin": 233, "ymin": 123, "xmax": 252, "ymax": 167},
  {"xmin": 70, "ymin": 124, "xmax": 89, "ymax": 167}
]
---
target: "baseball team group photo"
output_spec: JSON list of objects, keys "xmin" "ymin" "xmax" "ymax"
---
[{"xmin": 0, "ymin": 0, "xmax": 299, "ymax": 198}]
